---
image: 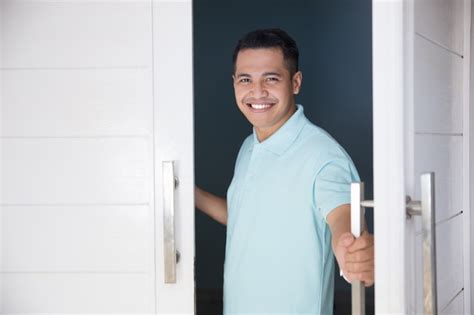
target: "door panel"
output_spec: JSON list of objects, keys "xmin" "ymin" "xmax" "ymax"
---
[
  {"xmin": 411, "ymin": 0, "xmax": 467, "ymax": 312},
  {"xmin": 414, "ymin": 0, "xmax": 464, "ymax": 55},
  {"xmin": 3, "ymin": 205, "xmax": 152, "ymax": 271},
  {"xmin": 414, "ymin": 35, "xmax": 463, "ymax": 134},
  {"xmin": 373, "ymin": 0, "xmax": 469, "ymax": 313},
  {"xmin": 415, "ymin": 215, "xmax": 464, "ymax": 313},
  {"xmin": 2, "ymin": 1, "xmax": 152, "ymax": 68},
  {"xmin": 1, "ymin": 0, "xmax": 195, "ymax": 313},
  {"xmin": 414, "ymin": 134, "xmax": 463, "ymax": 223},
  {"xmin": 1, "ymin": 138, "xmax": 151, "ymax": 204},
  {"xmin": 3, "ymin": 273, "xmax": 155, "ymax": 313},
  {"xmin": 2, "ymin": 69, "xmax": 152, "ymax": 137}
]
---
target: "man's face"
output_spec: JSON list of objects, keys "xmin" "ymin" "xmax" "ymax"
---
[{"xmin": 233, "ymin": 48, "xmax": 302, "ymax": 141}]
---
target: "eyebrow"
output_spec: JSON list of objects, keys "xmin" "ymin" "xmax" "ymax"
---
[
  {"xmin": 235, "ymin": 72, "xmax": 282, "ymax": 78},
  {"xmin": 263, "ymin": 72, "xmax": 282, "ymax": 77}
]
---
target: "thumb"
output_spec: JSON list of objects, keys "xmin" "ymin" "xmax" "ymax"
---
[{"xmin": 338, "ymin": 232, "xmax": 355, "ymax": 248}]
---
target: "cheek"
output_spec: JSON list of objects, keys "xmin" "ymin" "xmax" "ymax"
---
[
  {"xmin": 234, "ymin": 92, "xmax": 243, "ymax": 106},
  {"xmin": 234, "ymin": 87, "xmax": 249, "ymax": 102},
  {"xmin": 234, "ymin": 91, "xmax": 245, "ymax": 108},
  {"xmin": 280, "ymin": 87, "xmax": 293, "ymax": 99}
]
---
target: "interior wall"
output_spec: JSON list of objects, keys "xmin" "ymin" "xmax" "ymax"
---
[{"xmin": 194, "ymin": 0, "xmax": 373, "ymax": 312}]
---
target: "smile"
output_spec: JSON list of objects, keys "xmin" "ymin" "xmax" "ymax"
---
[{"xmin": 247, "ymin": 103, "xmax": 275, "ymax": 112}]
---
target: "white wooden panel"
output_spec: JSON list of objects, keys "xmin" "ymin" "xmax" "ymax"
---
[
  {"xmin": 442, "ymin": 290, "xmax": 464, "ymax": 315},
  {"xmin": 3, "ymin": 205, "xmax": 152, "ymax": 271},
  {"xmin": 415, "ymin": 215, "xmax": 464, "ymax": 313},
  {"xmin": 415, "ymin": 35, "xmax": 463, "ymax": 134},
  {"xmin": 2, "ymin": 273, "xmax": 154, "ymax": 314},
  {"xmin": 1, "ymin": 138, "xmax": 150, "ymax": 204},
  {"xmin": 2, "ymin": 69, "xmax": 152, "ymax": 136},
  {"xmin": 414, "ymin": 134, "xmax": 462, "ymax": 222},
  {"xmin": 2, "ymin": 0, "xmax": 151, "ymax": 68},
  {"xmin": 415, "ymin": 0, "xmax": 464, "ymax": 55}
]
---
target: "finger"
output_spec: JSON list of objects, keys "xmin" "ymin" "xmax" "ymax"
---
[
  {"xmin": 345, "ymin": 246, "xmax": 374, "ymax": 263},
  {"xmin": 347, "ymin": 231, "xmax": 374, "ymax": 253},
  {"xmin": 338, "ymin": 232, "xmax": 355, "ymax": 248},
  {"xmin": 345, "ymin": 260, "xmax": 374, "ymax": 273},
  {"xmin": 344, "ymin": 271, "xmax": 374, "ymax": 287}
]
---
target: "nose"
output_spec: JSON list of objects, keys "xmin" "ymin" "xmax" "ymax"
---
[{"xmin": 250, "ymin": 80, "xmax": 268, "ymax": 98}]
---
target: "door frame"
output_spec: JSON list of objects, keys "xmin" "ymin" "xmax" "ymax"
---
[{"xmin": 373, "ymin": 1, "xmax": 410, "ymax": 312}]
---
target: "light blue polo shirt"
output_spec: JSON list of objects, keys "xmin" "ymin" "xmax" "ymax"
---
[{"xmin": 224, "ymin": 105, "xmax": 360, "ymax": 315}]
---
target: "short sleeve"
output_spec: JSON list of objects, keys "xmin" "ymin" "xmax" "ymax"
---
[{"xmin": 314, "ymin": 158, "xmax": 360, "ymax": 221}]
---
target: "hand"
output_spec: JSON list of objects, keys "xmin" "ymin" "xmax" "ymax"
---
[{"xmin": 335, "ymin": 231, "xmax": 374, "ymax": 287}]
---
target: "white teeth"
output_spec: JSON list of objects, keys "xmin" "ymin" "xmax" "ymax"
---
[{"xmin": 250, "ymin": 104, "xmax": 272, "ymax": 110}]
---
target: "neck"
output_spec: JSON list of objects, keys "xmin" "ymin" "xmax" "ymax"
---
[{"xmin": 255, "ymin": 104, "xmax": 297, "ymax": 142}]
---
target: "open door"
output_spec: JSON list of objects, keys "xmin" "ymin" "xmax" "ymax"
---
[
  {"xmin": 1, "ymin": 0, "xmax": 194, "ymax": 313},
  {"xmin": 373, "ymin": 0, "xmax": 470, "ymax": 314}
]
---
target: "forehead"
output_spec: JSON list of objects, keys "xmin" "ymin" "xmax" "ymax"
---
[{"xmin": 235, "ymin": 48, "xmax": 287, "ymax": 74}]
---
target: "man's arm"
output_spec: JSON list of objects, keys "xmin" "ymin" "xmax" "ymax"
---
[
  {"xmin": 195, "ymin": 186, "xmax": 227, "ymax": 225},
  {"xmin": 326, "ymin": 204, "xmax": 374, "ymax": 286}
]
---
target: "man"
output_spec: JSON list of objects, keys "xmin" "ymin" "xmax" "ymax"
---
[{"xmin": 195, "ymin": 28, "xmax": 374, "ymax": 314}]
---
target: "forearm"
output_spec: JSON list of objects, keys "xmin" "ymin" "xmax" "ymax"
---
[{"xmin": 195, "ymin": 186, "xmax": 228, "ymax": 225}]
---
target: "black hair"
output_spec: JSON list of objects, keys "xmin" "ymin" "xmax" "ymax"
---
[{"xmin": 232, "ymin": 28, "xmax": 299, "ymax": 76}]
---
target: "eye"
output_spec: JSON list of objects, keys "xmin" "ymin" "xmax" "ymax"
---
[
  {"xmin": 266, "ymin": 77, "xmax": 279, "ymax": 82},
  {"xmin": 239, "ymin": 78, "xmax": 251, "ymax": 83}
]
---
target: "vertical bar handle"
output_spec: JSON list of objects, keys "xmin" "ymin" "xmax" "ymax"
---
[
  {"xmin": 406, "ymin": 172, "xmax": 438, "ymax": 314},
  {"xmin": 350, "ymin": 182, "xmax": 366, "ymax": 315},
  {"xmin": 163, "ymin": 161, "xmax": 179, "ymax": 284},
  {"xmin": 406, "ymin": 173, "xmax": 438, "ymax": 314},
  {"xmin": 421, "ymin": 172, "xmax": 437, "ymax": 315}
]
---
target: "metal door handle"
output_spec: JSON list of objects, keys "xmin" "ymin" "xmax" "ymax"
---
[
  {"xmin": 163, "ymin": 161, "xmax": 180, "ymax": 284},
  {"xmin": 406, "ymin": 172, "xmax": 438, "ymax": 315},
  {"xmin": 350, "ymin": 182, "xmax": 366, "ymax": 315},
  {"xmin": 351, "ymin": 172, "xmax": 437, "ymax": 315}
]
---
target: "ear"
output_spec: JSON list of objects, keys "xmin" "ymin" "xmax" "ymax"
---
[{"xmin": 292, "ymin": 71, "xmax": 303, "ymax": 94}]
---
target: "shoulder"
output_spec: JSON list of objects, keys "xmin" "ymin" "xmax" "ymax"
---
[
  {"xmin": 298, "ymin": 120, "xmax": 352, "ymax": 163},
  {"xmin": 294, "ymin": 120, "xmax": 359, "ymax": 183}
]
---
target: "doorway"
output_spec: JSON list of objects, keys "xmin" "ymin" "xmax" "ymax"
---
[{"xmin": 193, "ymin": 0, "xmax": 374, "ymax": 314}]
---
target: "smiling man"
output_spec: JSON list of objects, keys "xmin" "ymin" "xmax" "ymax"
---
[{"xmin": 195, "ymin": 28, "xmax": 374, "ymax": 314}]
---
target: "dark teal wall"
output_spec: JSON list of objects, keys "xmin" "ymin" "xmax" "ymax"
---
[{"xmin": 194, "ymin": 0, "xmax": 373, "ymax": 299}]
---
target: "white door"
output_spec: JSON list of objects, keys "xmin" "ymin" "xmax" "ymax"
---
[
  {"xmin": 373, "ymin": 0, "xmax": 470, "ymax": 314},
  {"xmin": 0, "ymin": 0, "xmax": 195, "ymax": 313}
]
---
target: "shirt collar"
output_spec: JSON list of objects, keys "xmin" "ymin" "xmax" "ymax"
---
[{"xmin": 252, "ymin": 104, "xmax": 308, "ymax": 156}]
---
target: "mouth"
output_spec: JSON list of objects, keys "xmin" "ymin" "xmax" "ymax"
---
[{"xmin": 246, "ymin": 102, "xmax": 276, "ymax": 113}]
